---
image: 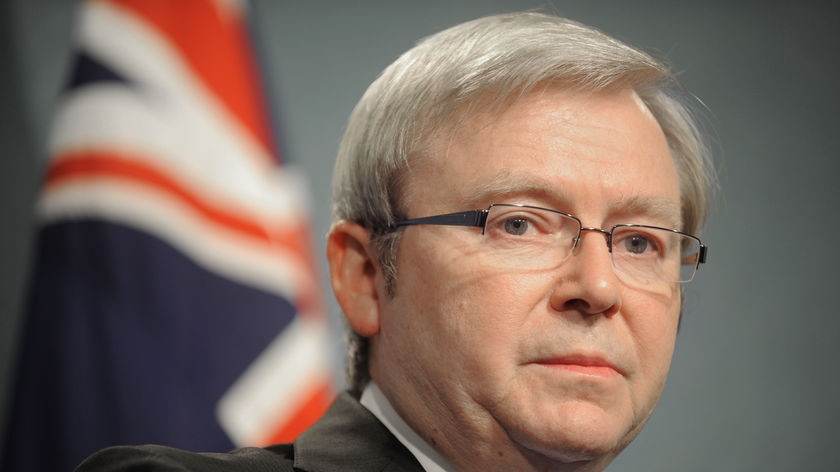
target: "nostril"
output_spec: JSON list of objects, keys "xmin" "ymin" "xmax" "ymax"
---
[
  {"xmin": 564, "ymin": 298, "xmax": 591, "ymax": 313},
  {"xmin": 562, "ymin": 297, "xmax": 619, "ymax": 318}
]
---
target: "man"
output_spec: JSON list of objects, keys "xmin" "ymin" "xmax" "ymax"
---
[{"xmin": 77, "ymin": 11, "xmax": 713, "ymax": 472}]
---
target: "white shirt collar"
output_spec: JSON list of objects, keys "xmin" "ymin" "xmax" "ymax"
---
[{"xmin": 360, "ymin": 382, "xmax": 456, "ymax": 472}]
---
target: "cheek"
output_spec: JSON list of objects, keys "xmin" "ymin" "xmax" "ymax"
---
[
  {"xmin": 440, "ymin": 271, "xmax": 559, "ymax": 403},
  {"xmin": 391, "ymin": 239, "xmax": 546, "ymax": 373},
  {"xmin": 626, "ymin": 288, "xmax": 681, "ymax": 391}
]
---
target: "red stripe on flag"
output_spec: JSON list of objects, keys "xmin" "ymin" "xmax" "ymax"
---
[
  {"xmin": 99, "ymin": 0, "xmax": 277, "ymax": 161},
  {"xmin": 45, "ymin": 151, "xmax": 309, "ymax": 258},
  {"xmin": 258, "ymin": 381, "xmax": 334, "ymax": 445}
]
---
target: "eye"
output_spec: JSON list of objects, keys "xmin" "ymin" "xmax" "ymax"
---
[
  {"xmin": 503, "ymin": 218, "xmax": 530, "ymax": 235},
  {"xmin": 623, "ymin": 234, "xmax": 651, "ymax": 254},
  {"xmin": 484, "ymin": 204, "xmax": 576, "ymax": 243},
  {"xmin": 614, "ymin": 228, "xmax": 669, "ymax": 258}
]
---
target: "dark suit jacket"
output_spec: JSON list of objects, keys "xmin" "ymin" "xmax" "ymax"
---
[{"xmin": 75, "ymin": 391, "xmax": 425, "ymax": 472}]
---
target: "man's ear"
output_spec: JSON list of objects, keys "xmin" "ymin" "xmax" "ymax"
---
[{"xmin": 326, "ymin": 220, "xmax": 382, "ymax": 337}]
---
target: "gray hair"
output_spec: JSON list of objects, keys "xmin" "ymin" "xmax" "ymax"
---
[{"xmin": 331, "ymin": 12, "xmax": 715, "ymax": 393}]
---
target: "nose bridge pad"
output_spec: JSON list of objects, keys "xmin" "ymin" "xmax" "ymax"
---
[{"xmin": 574, "ymin": 227, "xmax": 612, "ymax": 254}]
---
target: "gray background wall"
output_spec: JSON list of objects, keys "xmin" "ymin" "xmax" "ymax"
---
[{"xmin": 2, "ymin": 1, "xmax": 838, "ymax": 470}]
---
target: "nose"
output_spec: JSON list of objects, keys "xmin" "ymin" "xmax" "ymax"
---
[
  {"xmin": 577, "ymin": 227, "xmax": 612, "ymax": 251},
  {"xmin": 550, "ymin": 228, "xmax": 621, "ymax": 316}
]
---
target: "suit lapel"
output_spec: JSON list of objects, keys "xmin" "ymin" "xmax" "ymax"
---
[{"xmin": 293, "ymin": 392, "xmax": 425, "ymax": 472}]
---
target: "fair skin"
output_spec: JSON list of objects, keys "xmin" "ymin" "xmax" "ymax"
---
[{"xmin": 327, "ymin": 86, "xmax": 682, "ymax": 471}]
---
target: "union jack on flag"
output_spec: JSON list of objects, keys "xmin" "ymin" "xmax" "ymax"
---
[{"xmin": 2, "ymin": 1, "xmax": 334, "ymax": 470}]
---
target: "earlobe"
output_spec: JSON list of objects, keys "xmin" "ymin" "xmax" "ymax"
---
[{"xmin": 326, "ymin": 220, "xmax": 382, "ymax": 337}]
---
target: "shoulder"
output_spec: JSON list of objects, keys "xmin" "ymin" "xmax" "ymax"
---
[
  {"xmin": 75, "ymin": 443, "xmax": 296, "ymax": 472},
  {"xmin": 75, "ymin": 391, "xmax": 421, "ymax": 472}
]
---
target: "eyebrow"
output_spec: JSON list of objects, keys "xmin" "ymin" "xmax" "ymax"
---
[
  {"xmin": 463, "ymin": 171, "xmax": 557, "ymax": 205},
  {"xmin": 611, "ymin": 195, "xmax": 682, "ymax": 228},
  {"xmin": 464, "ymin": 171, "xmax": 683, "ymax": 228}
]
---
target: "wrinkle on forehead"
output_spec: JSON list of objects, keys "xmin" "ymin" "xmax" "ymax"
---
[
  {"xmin": 463, "ymin": 170, "xmax": 682, "ymax": 228},
  {"xmin": 410, "ymin": 86, "xmax": 680, "ymax": 225}
]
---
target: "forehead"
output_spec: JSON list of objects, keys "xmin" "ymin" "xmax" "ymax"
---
[{"xmin": 407, "ymin": 86, "xmax": 681, "ymax": 224}]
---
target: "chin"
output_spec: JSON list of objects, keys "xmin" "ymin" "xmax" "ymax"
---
[
  {"xmin": 535, "ymin": 435, "xmax": 622, "ymax": 464},
  {"xmin": 511, "ymin": 412, "xmax": 638, "ymax": 466}
]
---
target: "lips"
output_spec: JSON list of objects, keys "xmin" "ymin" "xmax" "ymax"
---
[{"xmin": 533, "ymin": 354, "xmax": 623, "ymax": 377}]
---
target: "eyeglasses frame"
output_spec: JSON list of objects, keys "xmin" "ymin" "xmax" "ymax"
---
[{"xmin": 390, "ymin": 203, "xmax": 707, "ymax": 282}]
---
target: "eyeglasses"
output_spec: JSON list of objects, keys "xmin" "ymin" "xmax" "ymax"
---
[{"xmin": 391, "ymin": 203, "xmax": 707, "ymax": 283}]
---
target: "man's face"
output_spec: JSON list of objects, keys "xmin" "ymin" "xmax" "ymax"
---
[{"xmin": 371, "ymin": 87, "xmax": 682, "ymax": 467}]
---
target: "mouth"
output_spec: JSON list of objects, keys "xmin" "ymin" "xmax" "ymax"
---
[{"xmin": 533, "ymin": 354, "xmax": 623, "ymax": 378}]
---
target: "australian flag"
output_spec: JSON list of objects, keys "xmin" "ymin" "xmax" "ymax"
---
[{"xmin": 2, "ymin": 1, "xmax": 334, "ymax": 471}]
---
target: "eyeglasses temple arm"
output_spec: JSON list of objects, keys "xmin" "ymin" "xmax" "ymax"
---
[
  {"xmin": 681, "ymin": 245, "xmax": 708, "ymax": 268},
  {"xmin": 392, "ymin": 210, "xmax": 488, "ymax": 228}
]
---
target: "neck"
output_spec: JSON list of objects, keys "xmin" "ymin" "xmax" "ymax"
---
[
  {"xmin": 372, "ymin": 381, "xmax": 617, "ymax": 472},
  {"xmin": 443, "ymin": 426, "xmax": 617, "ymax": 472}
]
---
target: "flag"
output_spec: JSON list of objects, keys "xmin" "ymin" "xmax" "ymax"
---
[{"xmin": 2, "ymin": 1, "xmax": 334, "ymax": 470}]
